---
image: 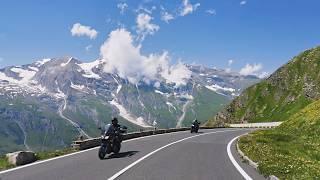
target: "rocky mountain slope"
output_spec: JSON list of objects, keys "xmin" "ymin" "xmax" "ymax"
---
[
  {"xmin": 208, "ymin": 46, "xmax": 320, "ymax": 125},
  {"xmin": 0, "ymin": 57, "xmax": 259, "ymax": 154}
]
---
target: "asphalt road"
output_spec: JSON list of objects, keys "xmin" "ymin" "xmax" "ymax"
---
[{"xmin": 0, "ymin": 128, "xmax": 266, "ymax": 180}]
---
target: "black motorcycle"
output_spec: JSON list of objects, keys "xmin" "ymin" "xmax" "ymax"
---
[
  {"xmin": 98, "ymin": 124, "xmax": 127, "ymax": 159},
  {"xmin": 191, "ymin": 122, "xmax": 200, "ymax": 133}
]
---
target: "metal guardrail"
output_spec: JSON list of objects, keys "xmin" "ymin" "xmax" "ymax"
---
[{"xmin": 229, "ymin": 122, "xmax": 283, "ymax": 128}]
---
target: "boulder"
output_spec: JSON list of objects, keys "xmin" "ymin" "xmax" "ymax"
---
[
  {"xmin": 6, "ymin": 151, "xmax": 37, "ymax": 166},
  {"xmin": 268, "ymin": 175, "xmax": 279, "ymax": 180}
]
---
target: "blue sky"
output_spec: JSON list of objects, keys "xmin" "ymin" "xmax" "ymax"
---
[{"xmin": 1, "ymin": 0, "xmax": 320, "ymax": 76}]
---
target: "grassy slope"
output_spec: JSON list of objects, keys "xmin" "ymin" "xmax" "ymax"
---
[
  {"xmin": 0, "ymin": 120, "xmax": 25, "ymax": 155},
  {"xmin": 239, "ymin": 100, "xmax": 320, "ymax": 179},
  {"xmin": 183, "ymin": 87, "xmax": 230, "ymax": 126},
  {"xmin": 0, "ymin": 96, "xmax": 78, "ymax": 155},
  {"xmin": 0, "ymin": 155, "xmax": 15, "ymax": 171},
  {"xmin": 209, "ymin": 46, "xmax": 320, "ymax": 125}
]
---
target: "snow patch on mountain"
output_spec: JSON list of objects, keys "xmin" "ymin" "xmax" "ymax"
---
[
  {"xmin": 77, "ymin": 60, "xmax": 102, "ymax": 79},
  {"xmin": 176, "ymin": 100, "xmax": 192, "ymax": 127},
  {"xmin": 116, "ymin": 85, "xmax": 122, "ymax": 94},
  {"xmin": 0, "ymin": 72, "xmax": 20, "ymax": 84},
  {"xmin": 109, "ymin": 99, "xmax": 151, "ymax": 127},
  {"xmin": 166, "ymin": 102, "xmax": 176, "ymax": 111},
  {"xmin": 61, "ymin": 57, "xmax": 73, "ymax": 67},
  {"xmin": 28, "ymin": 66, "xmax": 39, "ymax": 72},
  {"xmin": 111, "ymin": 75, "xmax": 122, "ymax": 94},
  {"xmin": 155, "ymin": 90, "xmax": 166, "ymax": 95},
  {"xmin": 10, "ymin": 67, "xmax": 36, "ymax": 83},
  {"xmin": 155, "ymin": 90, "xmax": 170, "ymax": 97},
  {"xmin": 35, "ymin": 58, "xmax": 51, "ymax": 67},
  {"xmin": 176, "ymin": 93, "xmax": 194, "ymax": 100},
  {"xmin": 0, "ymin": 67, "xmax": 37, "ymax": 89},
  {"xmin": 205, "ymin": 84, "xmax": 235, "ymax": 92},
  {"xmin": 55, "ymin": 87, "xmax": 66, "ymax": 99},
  {"xmin": 70, "ymin": 82, "xmax": 85, "ymax": 91}
]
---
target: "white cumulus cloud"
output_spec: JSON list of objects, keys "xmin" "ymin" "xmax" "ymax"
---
[
  {"xmin": 136, "ymin": 13, "xmax": 160, "ymax": 41},
  {"xmin": 240, "ymin": 1, "xmax": 247, "ymax": 6},
  {"xmin": 71, "ymin": 23, "xmax": 98, "ymax": 39},
  {"xmin": 180, "ymin": 0, "xmax": 200, "ymax": 16},
  {"xmin": 228, "ymin": 59, "xmax": 234, "ymax": 66},
  {"xmin": 239, "ymin": 63, "xmax": 268, "ymax": 79},
  {"xmin": 117, "ymin": 3, "xmax": 128, "ymax": 14},
  {"xmin": 206, "ymin": 9, "xmax": 216, "ymax": 15},
  {"xmin": 136, "ymin": 5, "xmax": 156, "ymax": 14},
  {"xmin": 161, "ymin": 11, "xmax": 174, "ymax": 23},
  {"xmin": 239, "ymin": 63, "xmax": 262, "ymax": 76},
  {"xmin": 100, "ymin": 28, "xmax": 191, "ymax": 86}
]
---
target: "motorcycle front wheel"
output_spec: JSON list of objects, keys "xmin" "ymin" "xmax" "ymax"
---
[{"xmin": 98, "ymin": 146, "xmax": 106, "ymax": 159}]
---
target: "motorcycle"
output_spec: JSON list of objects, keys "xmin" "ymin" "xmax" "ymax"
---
[
  {"xmin": 98, "ymin": 124, "xmax": 127, "ymax": 159},
  {"xmin": 191, "ymin": 123, "xmax": 200, "ymax": 133}
]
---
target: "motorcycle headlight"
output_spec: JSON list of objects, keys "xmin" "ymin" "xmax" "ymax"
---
[{"xmin": 101, "ymin": 135, "xmax": 109, "ymax": 139}]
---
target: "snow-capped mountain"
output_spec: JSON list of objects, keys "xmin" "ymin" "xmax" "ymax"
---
[{"xmin": 0, "ymin": 57, "xmax": 259, "ymax": 154}]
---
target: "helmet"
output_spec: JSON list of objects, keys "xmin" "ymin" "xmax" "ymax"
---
[{"xmin": 112, "ymin": 117, "xmax": 118, "ymax": 124}]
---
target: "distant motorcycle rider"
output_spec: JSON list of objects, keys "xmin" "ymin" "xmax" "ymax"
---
[
  {"xmin": 192, "ymin": 119, "xmax": 200, "ymax": 126},
  {"xmin": 191, "ymin": 119, "xmax": 200, "ymax": 133}
]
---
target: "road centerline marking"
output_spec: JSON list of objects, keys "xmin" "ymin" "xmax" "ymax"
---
[{"xmin": 107, "ymin": 129, "xmax": 243, "ymax": 180}]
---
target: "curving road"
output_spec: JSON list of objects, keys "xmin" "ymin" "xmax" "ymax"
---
[{"xmin": 0, "ymin": 129, "xmax": 265, "ymax": 180}]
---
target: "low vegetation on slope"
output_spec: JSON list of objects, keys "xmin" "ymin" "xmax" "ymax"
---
[
  {"xmin": 0, "ymin": 155, "xmax": 15, "ymax": 171},
  {"xmin": 0, "ymin": 97, "xmax": 79, "ymax": 155},
  {"xmin": 182, "ymin": 87, "xmax": 230, "ymax": 127},
  {"xmin": 239, "ymin": 100, "xmax": 320, "ymax": 179},
  {"xmin": 208, "ymin": 46, "xmax": 320, "ymax": 125}
]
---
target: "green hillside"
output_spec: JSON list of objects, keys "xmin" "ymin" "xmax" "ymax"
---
[
  {"xmin": 239, "ymin": 99, "xmax": 320, "ymax": 179},
  {"xmin": 182, "ymin": 87, "xmax": 230, "ymax": 126},
  {"xmin": 0, "ymin": 96, "xmax": 78, "ymax": 155},
  {"xmin": 208, "ymin": 46, "xmax": 320, "ymax": 125}
]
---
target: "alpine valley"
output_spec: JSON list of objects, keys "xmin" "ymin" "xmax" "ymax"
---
[{"xmin": 0, "ymin": 57, "xmax": 259, "ymax": 154}]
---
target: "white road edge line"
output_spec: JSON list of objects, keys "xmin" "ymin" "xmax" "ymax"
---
[
  {"xmin": 0, "ymin": 130, "xmax": 188, "ymax": 175},
  {"xmin": 227, "ymin": 135, "xmax": 253, "ymax": 180},
  {"xmin": 107, "ymin": 129, "xmax": 241, "ymax": 180}
]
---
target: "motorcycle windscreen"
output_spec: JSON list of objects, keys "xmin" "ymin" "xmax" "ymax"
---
[{"xmin": 104, "ymin": 124, "xmax": 113, "ymax": 135}]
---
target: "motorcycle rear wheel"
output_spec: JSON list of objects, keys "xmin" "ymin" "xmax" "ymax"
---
[{"xmin": 113, "ymin": 143, "xmax": 121, "ymax": 154}]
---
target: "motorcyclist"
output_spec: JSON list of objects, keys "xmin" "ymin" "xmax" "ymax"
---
[
  {"xmin": 107, "ymin": 117, "xmax": 121, "ymax": 135},
  {"xmin": 98, "ymin": 117, "xmax": 127, "ymax": 158},
  {"xmin": 105, "ymin": 117, "xmax": 126, "ymax": 140},
  {"xmin": 192, "ymin": 119, "xmax": 200, "ymax": 126}
]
